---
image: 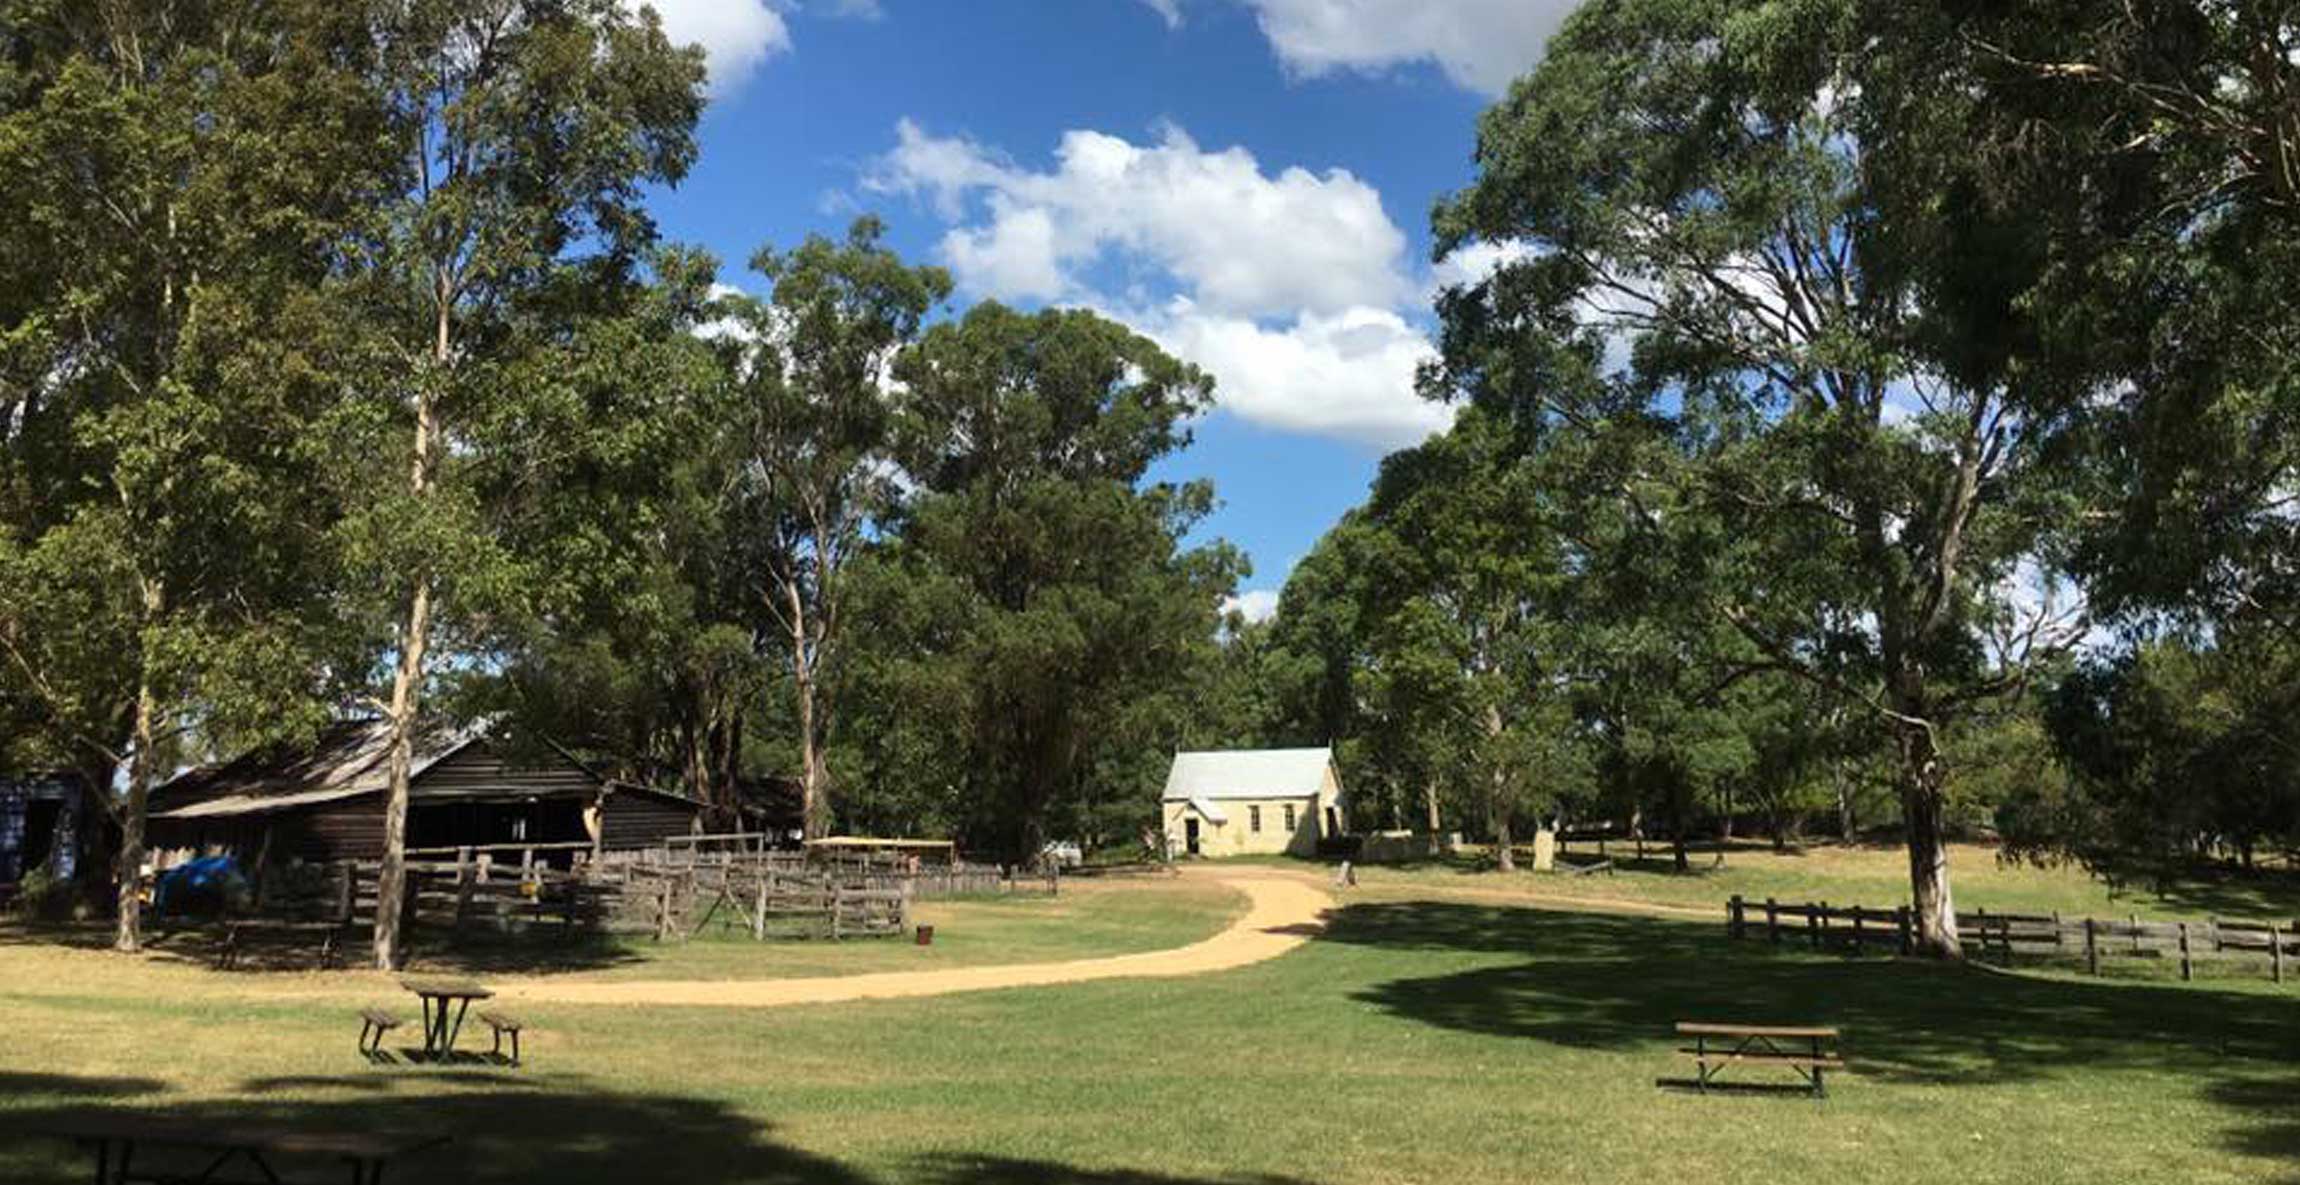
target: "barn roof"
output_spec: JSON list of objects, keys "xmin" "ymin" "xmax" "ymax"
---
[
  {"xmin": 1161, "ymin": 748, "xmax": 1335, "ymax": 801},
  {"xmin": 150, "ymin": 719, "xmax": 473, "ymax": 820},
  {"xmin": 147, "ymin": 719, "xmax": 694, "ymax": 820}
]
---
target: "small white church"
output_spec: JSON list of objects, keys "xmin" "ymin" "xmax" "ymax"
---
[{"xmin": 1161, "ymin": 747, "xmax": 1344, "ymax": 858}]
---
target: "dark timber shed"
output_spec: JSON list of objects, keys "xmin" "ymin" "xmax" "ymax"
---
[{"xmin": 146, "ymin": 719, "xmax": 700, "ymax": 867}]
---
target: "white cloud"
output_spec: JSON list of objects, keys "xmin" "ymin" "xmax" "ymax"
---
[
  {"xmin": 868, "ymin": 119, "xmax": 1451, "ymax": 447},
  {"xmin": 1240, "ymin": 0, "xmax": 1577, "ymax": 95},
  {"xmin": 638, "ymin": 0, "xmax": 790, "ymax": 94},
  {"xmin": 1222, "ymin": 588, "xmax": 1282, "ymax": 623},
  {"xmin": 1138, "ymin": 0, "xmax": 1185, "ymax": 28},
  {"xmin": 1145, "ymin": 300, "xmax": 1451, "ymax": 448},
  {"xmin": 695, "ymin": 282, "xmax": 754, "ymax": 342},
  {"xmin": 944, "ymin": 204, "xmax": 1069, "ymax": 303},
  {"xmin": 1430, "ymin": 237, "xmax": 1534, "ymax": 295},
  {"xmin": 869, "ymin": 119, "xmax": 1409, "ymax": 318}
]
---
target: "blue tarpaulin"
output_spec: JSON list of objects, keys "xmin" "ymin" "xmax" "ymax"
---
[{"xmin": 154, "ymin": 856, "xmax": 245, "ymax": 914}]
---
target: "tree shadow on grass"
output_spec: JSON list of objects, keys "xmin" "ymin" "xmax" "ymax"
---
[
  {"xmin": 1325, "ymin": 901, "xmax": 2300, "ymax": 1175},
  {"xmin": 1324, "ymin": 901, "xmax": 2300, "ymax": 1084},
  {"xmin": 0, "ymin": 1072, "xmax": 166, "ymax": 1099},
  {"xmin": 0, "ymin": 1074, "xmax": 868, "ymax": 1185},
  {"xmin": 0, "ymin": 917, "xmax": 650, "ymax": 976},
  {"xmin": 2208, "ymin": 1075, "xmax": 2300, "ymax": 1184},
  {"xmin": 917, "ymin": 1154, "xmax": 1314, "ymax": 1185}
]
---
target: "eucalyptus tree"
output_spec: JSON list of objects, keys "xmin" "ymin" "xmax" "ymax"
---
[
  {"xmin": 0, "ymin": 0, "xmax": 393, "ymax": 947},
  {"xmin": 879, "ymin": 303, "xmax": 1239, "ymax": 859},
  {"xmin": 1952, "ymin": 4, "xmax": 2300, "ymax": 638},
  {"xmin": 1351, "ymin": 409, "xmax": 1587, "ymax": 870},
  {"xmin": 343, "ymin": 0, "xmax": 703, "ymax": 968},
  {"xmin": 1431, "ymin": 0, "xmax": 2088, "ymax": 954},
  {"xmin": 718, "ymin": 219, "xmax": 951, "ymax": 837}
]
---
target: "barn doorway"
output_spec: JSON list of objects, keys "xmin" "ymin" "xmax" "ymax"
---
[{"xmin": 1184, "ymin": 817, "xmax": 1201, "ymax": 856}]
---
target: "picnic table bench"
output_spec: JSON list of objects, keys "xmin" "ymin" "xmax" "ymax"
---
[
  {"xmin": 31, "ymin": 1113, "xmax": 447, "ymax": 1184},
  {"xmin": 476, "ymin": 1010, "xmax": 524, "ymax": 1065},
  {"xmin": 1675, "ymin": 1022, "xmax": 1844, "ymax": 1098}
]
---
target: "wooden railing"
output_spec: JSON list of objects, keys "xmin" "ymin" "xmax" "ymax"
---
[{"xmin": 1727, "ymin": 895, "xmax": 2299, "ymax": 983}]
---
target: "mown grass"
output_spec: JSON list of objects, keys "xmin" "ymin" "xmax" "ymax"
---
[
  {"xmin": 3, "ymin": 872, "xmax": 2297, "ymax": 1184},
  {"xmin": 1243, "ymin": 840, "xmax": 2300, "ymax": 921}
]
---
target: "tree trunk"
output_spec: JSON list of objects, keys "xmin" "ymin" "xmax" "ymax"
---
[
  {"xmin": 375, "ymin": 294, "xmax": 445, "ymax": 971},
  {"xmin": 793, "ymin": 645, "xmax": 826, "ymax": 840},
  {"xmin": 1834, "ymin": 758, "xmax": 1855, "ymax": 843},
  {"xmin": 1895, "ymin": 722, "xmax": 1961, "ymax": 958},
  {"xmin": 114, "ymin": 588, "xmax": 162, "ymax": 952},
  {"xmin": 1423, "ymin": 776, "xmax": 1442, "ymax": 838},
  {"xmin": 1484, "ymin": 701, "xmax": 1513, "ymax": 872},
  {"xmin": 782, "ymin": 573, "xmax": 831, "ymax": 841},
  {"xmin": 373, "ymin": 576, "xmax": 432, "ymax": 971}
]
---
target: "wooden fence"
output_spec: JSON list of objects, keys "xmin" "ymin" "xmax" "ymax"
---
[
  {"xmin": 237, "ymin": 836, "xmax": 1054, "ymax": 943},
  {"xmin": 614, "ymin": 860, "xmax": 907, "ymax": 941},
  {"xmin": 609, "ymin": 838, "xmax": 1058, "ymax": 901},
  {"xmin": 1726, "ymin": 895, "xmax": 2299, "ymax": 983}
]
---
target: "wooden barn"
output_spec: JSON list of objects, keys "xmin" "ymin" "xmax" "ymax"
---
[{"xmin": 146, "ymin": 719, "xmax": 701, "ymax": 868}]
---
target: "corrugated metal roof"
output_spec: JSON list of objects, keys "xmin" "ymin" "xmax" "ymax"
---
[{"xmin": 1161, "ymin": 748, "xmax": 1334, "ymax": 801}]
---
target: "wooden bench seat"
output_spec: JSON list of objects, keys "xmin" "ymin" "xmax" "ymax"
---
[
  {"xmin": 476, "ymin": 1009, "xmax": 525, "ymax": 1065},
  {"xmin": 357, "ymin": 1008, "xmax": 403, "ymax": 1057},
  {"xmin": 1673, "ymin": 1021, "xmax": 1843, "ymax": 1098},
  {"xmin": 1675, "ymin": 1049, "xmax": 1846, "ymax": 1069}
]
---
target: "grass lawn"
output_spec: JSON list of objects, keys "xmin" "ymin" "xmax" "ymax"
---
[
  {"xmin": 1262, "ymin": 840, "xmax": 2300, "ymax": 922},
  {"xmin": 3, "ymin": 871, "xmax": 2297, "ymax": 1184}
]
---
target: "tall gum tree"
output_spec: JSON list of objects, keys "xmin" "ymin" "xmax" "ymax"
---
[
  {"xmin": 0, "ymin": 0, "xmax": 391, "ymax": 948},
  {"xmin": 1429, "ymin": 0, "xmax": 2087, "ymax": 956},
  {"xmin": 349, "ymin": 0, "xmax": 702, "ymax": 968},
  {"xmin": 721, "ymin": 219, "xmax": 951, "ymax": 839},
  {"xmin": 883, "ymin": 304, "xmax": 1238, "ymax": 859}
]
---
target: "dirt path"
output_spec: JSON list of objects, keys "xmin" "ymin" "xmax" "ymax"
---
[{"xmin": 495, "ymin": 873, "xmax": 1331, "ymax": 1009}]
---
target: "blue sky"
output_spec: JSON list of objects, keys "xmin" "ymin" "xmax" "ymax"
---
[{"xmin": 641, "ymin": 0, "xmax": 1581, "ymax": 616}]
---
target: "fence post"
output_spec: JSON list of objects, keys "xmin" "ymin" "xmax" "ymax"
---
[
  {"xmin": 1811, "ymin": 900, "xmax": 1826, "ymax": 950},
  {"xmin": 1974, "ymin": 907, "xmax": 1988, "ymax": 960},
  {"xmin": 2272, "ymin": 922, "xmax": 2285, "ymax": 985},
  {"xmin": 2178, "ymin": 922, "xmax": 2193, "ymax": 982},
  {"xmin": 1765, "ymin": 897, "xmax": 1779, "ymax": 944},
  {"xmin": 1728, "ymin": 895, "xmax": 1744, "ymax": 940},
  {"xmin": 1850, "ymin": 906, "xmax": 1865, "ymax": 954},
  {"xmin": 2051, "ymin": 911, "xmax": 2063, "ymax": 950},
  {"xmin": 832, "ymin": 886, "xmax": 845, "ymax": 941},
  {"xmin": 752, "ymin": 870, "xmax": 768, "ymax": 942},
  {"xmin": 2084, "ymin": 917, "xmax": 2099, "ymax": 976},
  {"xmin": 454, "ymin": 847, "xmax": 474, "ymax": 930},
  {"xmin": 1896, "ymin": 906, "xmax": 1912, "ymax": 956},
  {"xmin": 2130, "ymin": 914, "xmax": 2141, "ymax": 954}
]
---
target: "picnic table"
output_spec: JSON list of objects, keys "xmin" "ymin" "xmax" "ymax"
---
[
  {"xmin": 397, "ymin": 976, "xmax": 493, "ymax": 1061},
  {"xmin": 32, "ymin": 1112, "xmax": 447, "ymax": 1184},
  {"xmin": 1675, "ymin": 1021, "xmax": 1844, "ymax": 1098}
]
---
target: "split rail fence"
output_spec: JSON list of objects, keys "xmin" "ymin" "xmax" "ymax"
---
[
  {"xmin": 1726, "ymin": 894, "xmax": 2300, "ymax": 984},
  {"xmin": 230, "ymin": 834, "xmax": 1053, "ymax": 945}
]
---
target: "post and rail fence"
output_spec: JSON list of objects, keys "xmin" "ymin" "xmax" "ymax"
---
[{"xmin": 1726, "ymin": 894, "xmax": 2298, "ymax": 984}]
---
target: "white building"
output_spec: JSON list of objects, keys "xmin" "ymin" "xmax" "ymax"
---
[{"xmin": 1161, "ymin": 747, "xmax": 1344, "ymax": 858}]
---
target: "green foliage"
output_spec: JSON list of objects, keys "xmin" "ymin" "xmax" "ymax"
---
[
  {"xmin": 2011, "ymin": 633, "xmax": 2300, "ymax": 880},
  {"xmin": 837, "ymin": 303, "xmax": 1237, "ymax": 857}
]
